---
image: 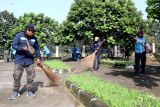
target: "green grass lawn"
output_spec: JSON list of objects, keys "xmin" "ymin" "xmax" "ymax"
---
[
  {"xmin": 44, "ymin": 60, "xmax": 70, "ymax": 69},
  {"xmin": 67, "ymin": 72, "xmax": 160, "ymax": 107}
]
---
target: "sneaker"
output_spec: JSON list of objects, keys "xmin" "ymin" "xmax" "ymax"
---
[
  {"xmin": 27, "ymin": 91, "xmax": 36, "ymax": 98},
  {"xmin": 8, "ymin": 91, "xmax": 20, "ymax": 100}
]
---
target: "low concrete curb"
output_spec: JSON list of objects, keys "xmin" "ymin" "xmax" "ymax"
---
[
  {"xmin": 44, "ymin": 64, "xmax": 73, "ymax": 74},
  {"xmin": 52, "ymin": 68, "xmax": 73, "ymax": 74},
  {"xmin": 65, "ymin": 80, "xmax": 108, "ymax": 107}
]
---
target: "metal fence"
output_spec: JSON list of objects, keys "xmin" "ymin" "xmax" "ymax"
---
[{"xmin": 47, "ymin": 45, "xmax": 92, "ymax": 58}]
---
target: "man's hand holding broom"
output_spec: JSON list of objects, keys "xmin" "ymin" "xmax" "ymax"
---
[
  {"xmin": 35, "ymin": 58, "xmax": 42, "ymax": 67},
  {"xmin": 23, "ymin": 45, "xmax": 42, "ymax": 67}
]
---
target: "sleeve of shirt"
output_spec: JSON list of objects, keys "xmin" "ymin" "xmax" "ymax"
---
[
  {"xmin": 34, "ymin": 38, "xmax": 41, "ymax": 60},
  {"xmin": 12, "ymin": 34, "xmax": 23, "ymax": 51}
]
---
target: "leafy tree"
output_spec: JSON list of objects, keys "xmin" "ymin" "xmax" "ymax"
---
[
  {"xmin": 53, "ymin": 20, "xmax": 75, "ymax": 45},
  {"xmin": 9, "ymin": 12, "xmax": 59, "ymax": 47},
  {"xmin": 146, "ymin": 0, "xmax": 160, "ymax": 20},
  {"xmin": 60, "ymin": 0, "xmax": 145, "ymax": 48},
  {"xmin": 0, "ymin": 10, "xmax": 17, "ymax": 49},
  {"xmin": 146, "ymin": 0, "xmax": 160, "ymax": 47},
  {"xmin": 145, "ymin": 19, "xmax": 160, "ymax": 36}
]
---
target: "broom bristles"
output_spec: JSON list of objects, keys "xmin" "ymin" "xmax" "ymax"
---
[
  {"xmin": 81, "ymin": 40, "xmax": 104, "ymax": 68},
  {"xmin": 81, "ymin": 51, "xmax": 96, "ymax": 68},
  {"xmin": 40, "ymin": 65, "xmax": 60, "ymax": 85}
]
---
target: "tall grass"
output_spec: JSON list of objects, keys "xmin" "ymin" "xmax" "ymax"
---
[{"xmin": 67, "ymin": 73, "xmax": 160, "ymax": 107}]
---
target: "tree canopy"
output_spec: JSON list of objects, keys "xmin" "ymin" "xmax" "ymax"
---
[
  {"xmin": 0, "ymin": 10, "xmax": 17, "ymax": 48},
  {"xmin": 59, "ymin": 0, "xmax": 145, "ymax": 47},
  {"xmin": 0, "ymin": 0, "xmax": 148, "ymax": 49},
  {"xmin": 9, "ymin": 13, "xmax": 59, "ymax": 47},
  {"xmin": 146, "ymin": 0, "xmax": 160, "ymax": 20}
]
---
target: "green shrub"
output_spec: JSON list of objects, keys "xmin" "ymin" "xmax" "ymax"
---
[{"xmin": 67, "ymin": 73, "xmax": 160, "ymax": 107}]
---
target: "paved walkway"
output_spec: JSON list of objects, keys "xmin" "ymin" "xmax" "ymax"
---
[{"xmin": 0, "ymin": 62, "xmax": 83, "ymax": 107}]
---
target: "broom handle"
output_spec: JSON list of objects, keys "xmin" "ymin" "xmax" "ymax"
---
[
  {"xmin": 25, "ymin": 37, "xmax": 30, "ymax": 47},
  {"xmin": 95, "ymin": 39, "xmax": 105, "ymax": 52}
]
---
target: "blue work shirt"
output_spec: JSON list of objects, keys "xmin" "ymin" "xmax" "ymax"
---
[
  {"xmin": 44, "ymin": 46, "xmax": 50, "ymax": 55},
  {"xmin": 12, "ymin": 32, "xmax": 41, "ymax": 65},
  {"xmin": 135, "ymin": 36, "xmax": 146, "ymax": 53},
  {"xmin": 75, "ymin": 47, "xmax": 81, "ymax": 53},
  {"xmin": 93, "ymin": 41, "xmax": 103, "ymax": 54},
  {"xmin": 11, "ymin": 46, "xmax": 16, "ymax": 54}
]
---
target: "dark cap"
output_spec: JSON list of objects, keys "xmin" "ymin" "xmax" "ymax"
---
[
  {"xmin": 26, "ymin": 23, "xmax": 36, "ymax": 32},
  {"xmin": 138, "ymin": 30, "xmax": 143, "ymax": 35}
]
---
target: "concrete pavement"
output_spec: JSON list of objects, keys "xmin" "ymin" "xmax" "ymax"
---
[{"xmin": 0, "ymin": 62, "xmax": 83, "ymax": 107}]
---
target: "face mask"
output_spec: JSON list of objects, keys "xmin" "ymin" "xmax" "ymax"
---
[
  {"xmin": 138, "ymin": 34, "xmax": 143, "ymax": 38},
  {"xmin": 94, "ymin": 41, "xmax": 98, "ymax": 44}
]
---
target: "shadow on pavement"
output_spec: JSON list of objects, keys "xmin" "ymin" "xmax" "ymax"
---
[{"xmin": 19, "ymin": 81, "xmax": 43, "ymax": 95}]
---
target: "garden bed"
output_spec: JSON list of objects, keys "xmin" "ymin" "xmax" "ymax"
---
[
  {"xmin": 66, "ymin": 72, "xmax": 160, "ymax": 107},
  {"xmin": 65, "ymin": 80, "xmax": 107, "ymax": 107}
]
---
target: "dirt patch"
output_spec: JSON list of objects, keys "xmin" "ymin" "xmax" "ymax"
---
[{"xmin": 65, "ymin": 61, "xmax": 160, "ymax": 97}]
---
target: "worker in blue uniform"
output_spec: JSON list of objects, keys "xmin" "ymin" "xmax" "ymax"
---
[{"xmin": 9, "ymin": 24, "xmax": 41, "ymax": 100}]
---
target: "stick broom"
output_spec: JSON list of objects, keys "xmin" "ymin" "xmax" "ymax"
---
[{"xmin": 25, "ymin": 38, "xmax": 60, "ymax": 85}]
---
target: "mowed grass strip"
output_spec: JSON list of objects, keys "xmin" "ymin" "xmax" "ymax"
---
[
  {"xmin": 44, "ymin": 60, "xmax": 70, "ymax": 69},
  {"xmin": 67, "ymin": 72, "xmax": 160, "ymax": 107}
]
